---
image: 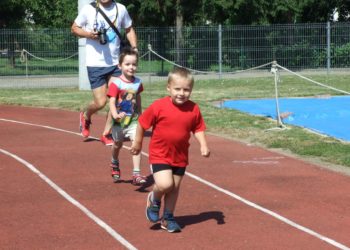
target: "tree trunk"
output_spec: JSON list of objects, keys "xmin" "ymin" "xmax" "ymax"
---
[{"xmin": 175, "ymin": 0, "xmax": 185, "ymax": 66}]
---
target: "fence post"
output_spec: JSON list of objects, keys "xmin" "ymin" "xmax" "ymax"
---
[
  {"xmin": 326, "ymin": 21, "xmax": 331, "ymax": 74},
  {"xmin": 148, "ymin": 35, "xmax": 151, "ymax": 84},
  {"xmin": 218, "ymin": 24, "xmax": 222, "ymax": 79},
  {"xmin": 25, "ymin": 52, "xmax": 28, "ymax": 78}
]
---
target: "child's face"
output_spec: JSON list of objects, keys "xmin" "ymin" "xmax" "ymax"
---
[
  {"xmin": 167, "ymin": 76, "xmax": 193, "ymax": 105},
  {"xmin": 119, "ymin": 55, "xmax": 138, "ymax": 79}
]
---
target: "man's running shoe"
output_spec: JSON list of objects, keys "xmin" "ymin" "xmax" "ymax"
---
[
  {"xmin": 146, "ymin": 192, "xmax": 160, "ymax": 223},
  {"xmin": 79, "ymin": 112, "xmax": 91, "ymax": 138},
  {"xmin": 132, "ymin": 174, "xmax": 147, "ymax": 186},
  {"xmin": 161, "ymin": 212, "xmax": 181, "ymax": 233},
  {"xmin": 100, "ymin": 134, "xmax": 113, "ymax": 146},
  {"xmin": 111, "ymin": 163, "xmax": 121, "ymax": 182}
]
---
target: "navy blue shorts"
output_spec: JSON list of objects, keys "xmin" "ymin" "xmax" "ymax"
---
[
  {"xmin": 151, "ymin": 164, "xmax": 186, "ymax": 176},
  {"xmin": 87, "ymin": 66, "xmax": 121, "ymax": 89}
]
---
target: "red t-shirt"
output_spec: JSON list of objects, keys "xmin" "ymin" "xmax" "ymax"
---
[{"xmin": 139, "ymin": 96, "xmax": 206, "ymax": 167}]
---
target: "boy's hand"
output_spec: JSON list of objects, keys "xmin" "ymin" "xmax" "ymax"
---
[
  {"xmin": 130, "ymin": 142, "xmax": 141, "ymax": 155},
  {"xmin": 113, "ymin": 112, "xmax": 126, "ymax": 120},
  {"xmin": 201, "ymin": 146, "xmax": 210, "ymax": 157}
]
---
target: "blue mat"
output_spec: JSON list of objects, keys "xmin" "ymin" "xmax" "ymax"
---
[{"xmin": 221, "ymin": 96, "xmax": 350, "ymax": 142}]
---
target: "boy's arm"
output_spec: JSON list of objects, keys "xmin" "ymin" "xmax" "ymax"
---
[
  {"xmin": 136, "ymin": 94, "xmax": 142, "ymax": 114},
  {"xmin": 109, "ymin": 97, "xmax": 118, "ymax": 119},
  {"xmin": 130, "ymin": 122, "xmax": 145, "ymax": 155},
  {"xmin": 194, "ymin": 131, "xmax": 210, "ymax": 157},
  {"xmin": 109, "ymin": 97, "xmax": 125, "ymax": 120}
]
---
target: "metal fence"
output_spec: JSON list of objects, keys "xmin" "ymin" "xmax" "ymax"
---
[{"xmin": 0, "ymin": 22, "xmax": 349, "ymax": 88}]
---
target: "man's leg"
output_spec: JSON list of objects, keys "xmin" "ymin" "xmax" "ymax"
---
[
  {"xmin": 101, "ymin": 75, "xmax": 119, "ymax": 135},
  {"xmin": 80, "ymin": 84, "xmax": 107, "ymax": 138},
  {"xmin": 100, "ymin": 75, "xmax": 119, "ymax": 145},
  {"xmin": 85, "ymin": 84, "xmax": 108, "ymax": 120}
]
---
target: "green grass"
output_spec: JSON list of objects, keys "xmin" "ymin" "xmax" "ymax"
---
[
  {"xmin": 0, "ymin": 58, "xmax": 174, "ymax": 76},
  {"xmin": 1, "ymin": 73, "xmax": 350, "ymax": 170}
]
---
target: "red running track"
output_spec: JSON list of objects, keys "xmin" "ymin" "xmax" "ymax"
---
[{"xmin": 0, "ymin": 105, "xmax": 350, "ymax": 250}]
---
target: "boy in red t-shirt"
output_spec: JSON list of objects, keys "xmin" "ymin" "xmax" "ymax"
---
[{"xmin": 131, "ymin": 67, "xmax": 210, "ymax": 232}]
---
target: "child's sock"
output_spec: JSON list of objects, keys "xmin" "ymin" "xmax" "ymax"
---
[
  {"xmin": 133, "ymin": 169, "xmax": 141, "ymax": 176},
  {"xmin": 111, "ymin": 158, "xmax": 119, "ymax": 166},
  {"xmin": 151, "ymin": 192, "xmax": 161, "ymax": 205}
]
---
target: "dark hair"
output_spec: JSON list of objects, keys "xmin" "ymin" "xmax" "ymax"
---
[{"xmin": 119, "ymin": 47, "xmax": 138, "ymax": 64}]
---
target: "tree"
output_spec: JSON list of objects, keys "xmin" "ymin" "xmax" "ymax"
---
[
  {"xmin": 2, "ymin": 0, "xmax": 347, "ymax": 29},
  {"xmin": 297, "ymin": 0, "xmax": 338, "ymax": 23},
  {"xmin": 332, "ymin": 0, "xmax": 350, "ymax": 21},
  {"xmin": 0, "ymin": 0, "xmax": 27, "ymax": 28},
  {"xmin": 22, "ymin": 0, "xmax": 77, "ymax": 28},
  {"xmin": 0, "ymin": 0, "xmax": 28, "ymax": 67},
  {"xmin": 0, "ymin": 0, "xmax": 77, "ymax": 28}
]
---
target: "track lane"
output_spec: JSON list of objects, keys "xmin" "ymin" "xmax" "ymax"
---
[{"xmin": 1, "ymin": 105, "xmax": 349, "ymax": 249}]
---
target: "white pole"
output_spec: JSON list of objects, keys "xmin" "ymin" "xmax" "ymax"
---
[
  {"xmin": 266, "ymin": 61, "xmax": 287, "ymax": 131},
  {"xmin": 272, "ymin": 61, "xmax": 284, "ymax": 128},
  {"xmin": 78, "ymin": 0, "xmax": 91, "ymax": 90}
]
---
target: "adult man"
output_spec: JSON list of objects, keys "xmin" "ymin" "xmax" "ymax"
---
[{"xmin": 71, "ymin": 0, "xmax": 138, "ymax": 145}]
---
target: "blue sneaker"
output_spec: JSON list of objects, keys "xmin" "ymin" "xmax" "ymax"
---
[
  {"xmin": 146, "ymin": 192, "xmax": 160, "ymax": 223},
  {"xmin": 161, "ymin": 212, "xmax": 181, "ymax": 233}
]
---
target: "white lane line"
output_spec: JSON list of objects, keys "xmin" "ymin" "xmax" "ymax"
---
[
  {"xmin": 186, "ymin": 172, "xmax": 350, "ymax": 250},
  {"xmin": 232, "ymin": 160, "xmax": 279, "ymax": 165},
  {"xmin": 1, "ymin": 118, "xmax": 349, "ymax": 250},
  {"xmin": 0, "ymin": 148, "xmax": 137, "ymax": 250}
]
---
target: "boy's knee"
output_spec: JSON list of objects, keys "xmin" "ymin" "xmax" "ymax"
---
[
  {"xmin": 113, "ymin": 141, "xmax": 123, "ymax": 148},
  {"xmin": 95, "ymin": 98, "xmax": 107, "ymax": 109},
  {"xmin": 158, "ymin": 183, "xmax": 174, "ymax": 193}
]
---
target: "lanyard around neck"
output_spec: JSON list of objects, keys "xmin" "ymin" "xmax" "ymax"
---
[{"xmin": 93, "ymin": 1, "xmax": 118, "ymax": 30}]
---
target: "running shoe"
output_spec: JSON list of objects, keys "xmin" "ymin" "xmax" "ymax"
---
[
  {"xmin": 161, "ymin": 213, "xmax": 181, "ymax": 233},
  {"xmin": 111, "ymin": 163, "xmax": 121, "ymax": 182},
  {"xmin": 100, "ymin": 134, "xmax": 113, "ymax": 146},
  {"xmin": 79, "ymin": 112, "xmax": 91, "ymax": 138},
  {"xmin": 132, "ymin": 174, "xmax": 147, "ymax": 186},
  {"xmin": 146, "ymin": 192, "xmax": 160, "ymax": 223}
]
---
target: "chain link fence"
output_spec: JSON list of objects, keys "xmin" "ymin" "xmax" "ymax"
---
[{"xmin": 0, "ymin": 22, "xmax": 349, "ymax": 88}]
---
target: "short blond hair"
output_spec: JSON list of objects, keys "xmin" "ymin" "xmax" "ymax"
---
[{"xmin": 167, "ymin": 67, "xmax": 194, "ymax": 86}]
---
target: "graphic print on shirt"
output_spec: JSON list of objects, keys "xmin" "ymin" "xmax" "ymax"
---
[
  {"xmin": 108, "ymin": 76, "xmax": 143, "ymax": 127},
  {"xmin": 117, "ymin": 89, "xmax": 137, "ymax": 127}
]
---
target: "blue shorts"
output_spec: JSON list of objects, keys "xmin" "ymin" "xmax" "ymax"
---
[
  {"xmin": 87, "ymin": 66, "xmax": 121, "ymax": 89},
  {"xmin": 150, "ymin": 164, "xmax": 186, "ymax": 176}
]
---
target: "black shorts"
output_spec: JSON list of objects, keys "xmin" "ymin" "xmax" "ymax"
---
[
  {"xmin": 151, "ymin": 164, "xmax": 186, "ymax": 176},
  {"xmin": 87, "ymin": 66, "xmax": 121, "ymax": 89}
]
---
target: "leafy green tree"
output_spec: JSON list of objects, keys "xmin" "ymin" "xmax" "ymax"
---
[
  {"xmin": 121, "ymin": 0, "xmax": 203, "ymax": 27},
  {"xmin": 297, "ymin": 0, "xmax": 338, "ymax": 22},
  {"xmin": 0, "ymin": 0, "xmax": 77, "ymax": 28},
  {"xmin": 22, "ymin": 0, "xmax": 77, "ymax": 28},
  {"xmin": 121, "ymin": 0, "xmax": 171, "ymax": 27},
  {"xmin": 333, "ymin": 0, "xmax": 350, "ymax": 21},
  {"xmin": 2, "ymin": 0, "xmax": 348, "ymax": 28},
  {"xmin": 0, "ymin": 0, "xmax": 27, "ymax": 28},
  {"xmin": 0, "ymin": 0, "xmax": 28, "ymax": 67}
]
